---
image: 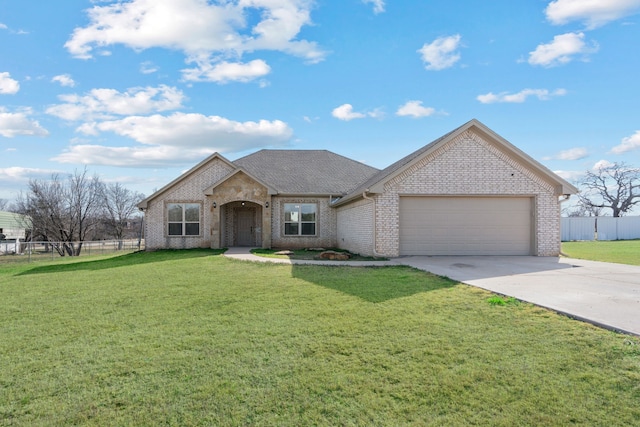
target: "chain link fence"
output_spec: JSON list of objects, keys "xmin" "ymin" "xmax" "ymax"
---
[{"xmin": 0, "ymin": 239, "xmax": 145, "ymax": 264}]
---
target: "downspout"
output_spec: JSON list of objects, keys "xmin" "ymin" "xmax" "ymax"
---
[
  {"xmin": 558, "ymin": 194, "xmax": 571, "ymax": 256},
  {"xmin": 362, "ymin": 190, "xmax": 383, "ymax": 257},
  {"xmin": 137, "ymin": 208, "xmax": 145, "ymax": 251}
]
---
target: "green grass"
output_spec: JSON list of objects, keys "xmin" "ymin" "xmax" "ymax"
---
[
  {"xmin": 0, "ymin": 245, "xmax": 142, "ymax": 266},
  {"xmin": 1, "ymin": 249, "xmax": 639, "ymax": 425},
  {"xmin": 251, "ymin": 247, "xmax": 387, "ymax": 261},
  {"xmin": 562, "ymin": 239, "xmax": 640, "ymax": 266}
]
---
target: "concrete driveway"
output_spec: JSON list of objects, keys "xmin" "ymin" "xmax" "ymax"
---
[{"xmin": 396, "ymin": 256, "xmax": 640, "ymax": 336}]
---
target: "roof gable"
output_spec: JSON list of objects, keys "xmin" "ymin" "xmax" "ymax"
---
[
  {"xmin": 334, "ymin": 119, "xmax": 578, "ymax": 206},
  {"xmin": 138, "ymin": 152, "xmax": 236, "ymax": 209}
]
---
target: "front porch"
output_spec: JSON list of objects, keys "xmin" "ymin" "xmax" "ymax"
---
[
  {"xmin": 215, "ymin": 200, "xmax": 271, "ymax": 248},
  {"xmin": 204, "ymin": 169, "xmax": 274, "ymax": 249}
]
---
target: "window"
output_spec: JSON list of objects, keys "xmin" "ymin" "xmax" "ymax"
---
[
  {"xmin": 167, "ymin": 203, "xmax": 200, "ymax": 236},
  {"xmin": 284, "ymin": 203, "xmax": 316, "ymax": 236}
]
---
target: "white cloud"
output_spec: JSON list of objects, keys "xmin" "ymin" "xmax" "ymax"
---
[
  {"xmin": 363, "ymin": 0, "xmax": 385, "ymax": 14},
  {"xmin": 54, "ymin": 113, "xmax": 293, "ymax": 167},
  {"xmin": 51, "ymin": 74, "xmax": 76, "ymax": 87},
  {"xmin": 0, "ymin": 166, "xmax": 59, "ymax": 182},
  {"xmin": 0, "ymin": 72, "xmax": 20, "ymax": 94},
  {"xmin": 610, "ymin": 130, "xmax": 640, "ymax": 154},
  {"xmin": 80, "ymin": 113, "xmax": 291, "ymax": 145},
  {"xmin": 593, "ymin": 159, "xmax": 615, "ymax": 170},
  {"xmin": 53, "ymin": 145, "xmax": 212, "ymax": 167},
  {"xmin": 332, "ymin": 104, "xmax": 365, "ymax": 121},
  {"xmin": 396, "ymin": 101, "xmax": 436, "ymax": 118},
  {"xmin": 418, "ymin": 34, "xmax": 462, "ymax": 71},
  {"xmin": 140, "ymin": 61, "xmax": 158, "ymax": 74},
  {"xmin": 545, "ymin": 147, "xmax": 589, "ymax": 160},
  {"xmin": 554, "ymin": 170, "xmax": 583, "ymax": 181},
  {"xmin": 546, "ymin": 0, "xmax": 640, "ymax": 28},
  {"xmin": 528, "ymin": 32, "xmax": 598, "ymax": 67},
  {"xmin": 65, "ymin": 0, "xmax": 326, "ymax": 80},
  {"xmin": 477, "ymin": 88, "xmax": 567, "ymax": 104},
  {"xmin": 0, "ymin": 23, "xmax": 28, "ymax": 35},
  {"xmin": 0, "ymin": 108, "xmax": 49, "ymax": 138},
  {"xmin": 331, "ymin": 103, "xmax": 383, "ymax": 121},
  {"xmin": 182, "ymin": 59, "xmax": 271, "ymax": 83},
  {"xmin": 65, "ymin": 0, "xmax": 239, "ymax": 59},
  {"xmin": 46, "ymin": 85, "xmax": 185, "ymax": 121}
]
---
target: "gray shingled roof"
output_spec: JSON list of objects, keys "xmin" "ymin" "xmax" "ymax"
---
[{"xmin": 233, "ymin": 150, "xmax": 379, "ymax": 195}]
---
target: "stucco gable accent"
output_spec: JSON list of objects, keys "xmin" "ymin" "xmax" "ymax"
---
[
  {"xmin": 138, "ymin": 152, "xmax": 236, "ymax": 209},
  {"xmin": 204, "ymin": 168, "xmax": 277, "ymax": 196}
]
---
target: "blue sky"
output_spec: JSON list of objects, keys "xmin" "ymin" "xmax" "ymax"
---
[{"xmin": 1, "ymin": 0, "xmax": 640, "ymax": 203}]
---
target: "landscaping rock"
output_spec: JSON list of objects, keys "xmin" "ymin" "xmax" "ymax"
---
[
  {"xmin": 274, "ymin": 250, "xmax": 294, "ymax": 255},
  {"xmin": 318, "ymin": 250, "xmax": 350, "ymax": 261}
]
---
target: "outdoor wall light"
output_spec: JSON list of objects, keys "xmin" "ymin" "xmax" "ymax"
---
[
  {"xmin": 213, "ymin": 202, "xmax": 217, "ymax": 208},
  {"xmin": 241, "ymin": 201, "xmax": 245, "ymax": 206}
]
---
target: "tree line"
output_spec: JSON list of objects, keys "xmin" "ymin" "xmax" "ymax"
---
[{"xmin": 3, "ymin": 169, "xmax": 144, "ymax": 256}]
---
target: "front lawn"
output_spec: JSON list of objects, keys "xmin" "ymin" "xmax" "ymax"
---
[
  {"xmin": 562, "ymin": 239, "xmax": 640, "ymax": 266},
  {"xmin": 1, "ymin": 250, "xmax": 639, "ymax": 425}
]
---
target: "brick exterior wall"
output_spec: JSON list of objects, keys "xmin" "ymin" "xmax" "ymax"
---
[
  {"xmin": 369, "ymin": 130, "xmax": 561, "ymax": 257},
  {"xmin": 144, "ymin": 129, "xmax": 563, "ymax": 256},
  {"xmin": 144, "ymin": 158, "xmax": 337, "ymax": 250},
  {"xmin": 144, "ymin": 158, "xmax": 234, "ymax": 250},
  {"xmin": 271, "ymin": 197, "xmax": 337, "ymax": 249},
  {"xmin": 336, "ymin": 198, "xmax": 374, "ymax": 256}
]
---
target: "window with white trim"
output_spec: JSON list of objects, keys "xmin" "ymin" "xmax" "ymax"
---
[
  {"xmin": 167, "ymin": 203, "xmax": 200, "ymax": 236},
  {"xmin": 284, "ymin": 203, "xmax": 316, "ymax": 236}
]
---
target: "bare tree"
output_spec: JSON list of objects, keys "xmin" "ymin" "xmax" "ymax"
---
[
  {"xmin": 100, "ymin": 182, "xmax": 144, "ymax": 248},
  {"xmin": 0, "ymin": 198, "xmax": 10, "ymax": 211},
  {"xmin": 15, "ymin": 168, "xmax": 103, "ymax": 256},
  {"xmin": 563, "ymin": 201, "xmax": 604, "ymax": 218},
  {"xmin": 578, "ymin": 162, "xmax": 640, "ymax": 217}
]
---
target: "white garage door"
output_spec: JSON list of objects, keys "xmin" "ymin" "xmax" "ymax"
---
[{"xmin": 399, "ymin": 197, "xmax": 532, "ymax": 256}]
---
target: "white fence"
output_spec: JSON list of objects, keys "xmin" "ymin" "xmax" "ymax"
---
[
  {"xmin": 561, "ymin": 216, "xmax": 640, "ymax": 241},
  {"xmin": 0, "ymin": 240, "xmax": 23, "ymax": 255}
]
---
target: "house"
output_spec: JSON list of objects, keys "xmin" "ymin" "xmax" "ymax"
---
[
  {"xmin": 0, "ymin": 211, "xmax": 30, "ymax": 254},
  {"xmin": 138, "ymin": 119, "xmax": 578, "ymax": 257}
]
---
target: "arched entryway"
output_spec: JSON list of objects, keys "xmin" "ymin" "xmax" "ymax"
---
[{"xmin": 221, "ymin": 201, "xmax": 263, "ymax": 247}]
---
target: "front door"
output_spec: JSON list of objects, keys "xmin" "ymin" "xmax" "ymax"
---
[{"xmin": 236, "ymin": 209, "xmax": 255, "ymax": 246}]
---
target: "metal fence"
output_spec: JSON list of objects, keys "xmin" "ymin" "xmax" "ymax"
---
[
  {"xmin": 561, "ymin": 216, "xmax": 640, "ymax": 241},
  {"xmin": 0, "ymin": 239, "xmax": 145, "ymax": 264}
]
